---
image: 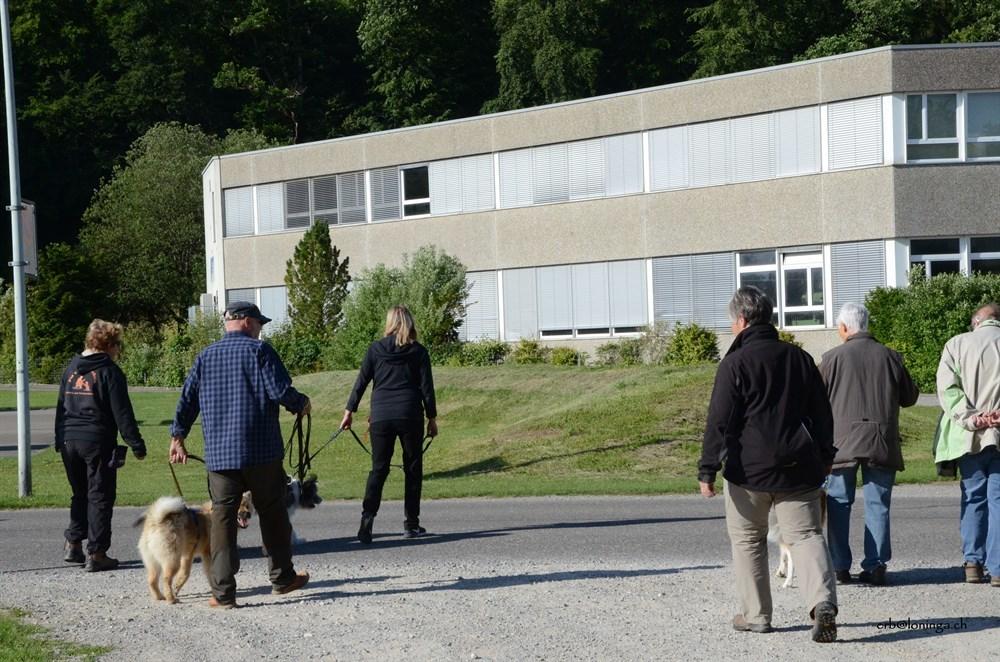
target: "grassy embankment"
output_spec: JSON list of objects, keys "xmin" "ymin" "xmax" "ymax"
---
[
  {"xmin": 0, "ymin": 365, "xmax": 946, "ymax": 509},
  {"xmin": 0, "ymin": 609, "xmax": 110, "ymax": 661}
]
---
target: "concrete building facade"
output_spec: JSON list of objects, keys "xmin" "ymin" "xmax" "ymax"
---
[{"xmin": 202, "ymin": 43, "xmax": 1000, "ymax": 356}]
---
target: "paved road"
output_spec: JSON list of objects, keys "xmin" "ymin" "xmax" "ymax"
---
[{"xmin": 0, "ymin": 408, "xmax": 55, "ymax": 457}]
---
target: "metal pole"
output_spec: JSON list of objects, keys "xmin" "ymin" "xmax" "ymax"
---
[{"xmin": 0, "ymin": 0, "xmax": 31, "ymax": 496}]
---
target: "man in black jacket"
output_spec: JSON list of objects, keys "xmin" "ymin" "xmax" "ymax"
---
[{"xmin": 699, "ymin": 287, "xmax": 838, "ymax": 642}]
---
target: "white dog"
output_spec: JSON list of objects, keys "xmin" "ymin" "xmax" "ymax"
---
[
  {"xmin": 239, "ymin": 476, "xmax": 322, "ymax": 545},
  {"xmin": 769, "ymin": 491, "xmax": 828, "ymax": 589}
]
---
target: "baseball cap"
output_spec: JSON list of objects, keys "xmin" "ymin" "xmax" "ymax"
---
[{"xmin": 224, "ymin": 301, "xmax": 272, "ymax": 325}]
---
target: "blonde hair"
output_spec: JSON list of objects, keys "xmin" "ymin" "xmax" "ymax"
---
[
  {"xmin": 84, "ymin": 319, "xmax": 124, "ymax": 353},
  {"xmin": 384, "ymin": 305, "xmax": 417, "ymax": 346}
]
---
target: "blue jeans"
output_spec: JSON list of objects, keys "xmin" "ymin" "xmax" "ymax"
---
[
  {"xmin": 826, "ymin": 464, "xmax": 895, "ymax": 572},
  {"xmin": 958, "ymin": 445, "xmax": 1000, "ymax": 576}
]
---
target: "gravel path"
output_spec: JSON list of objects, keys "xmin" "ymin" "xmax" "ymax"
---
[{"xmin": 1, "ymin": 488, "xmax": 997, "ymax": 661}]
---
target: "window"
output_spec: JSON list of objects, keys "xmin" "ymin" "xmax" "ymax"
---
[
  {"xmin": 827, "ymin": 97, "xmax": 883, "ymax": 169},
  {"xmin": 401, "ymin": 166, "xmax": 430, "ymax": 217},
  {"xmin": 966, "ymin": 92, "xmax": 1000, "ymax": 159},
  {"xmin": 285, "ymin": 180, "xmax": 311, "ymax": 228},
  {"xmin": 910, "ymin": 237, "xmax": 961, "ymax": 277},
  {"xmin": 459, "ymin": 272, "xmax": 499, "ymax": 341},
  {"xmin": 906, "ymin": 94, "xmax": 959, "ymax": 161},
  {"xmin": 971, "ymin": 236, "xmax": 1000, "ymax": 274},
  {"xmin": 652, "ymin": 253, "xmax": 735, "ymax": 329},
  {"xmin": 737, "ymin": 250, "xmax": 779, "ymax": 325},
  {"xmin": 370, "ymin": 166, "xmax": 401, "ymax": 221},
  {"xmin": 429, "ymin": 154, "xmax": 495, "ymax": 215},
  {"xmin": 226, "ymin": 288, "xmax": 255, "ymax": 306},
  {"xmin": 781, "ymin": 252, "xmax": 824, "ymax": 327},
  {"xmin": 258, "ymin": 286, "xmax": 289, "ymax": 329},
  {"xmin": 255, "ymin": 183, "xmax": 285, "ymax": 233},
  {"xmin": 222, "ymin": 187, "xmax": 253, "ymax": 237}
]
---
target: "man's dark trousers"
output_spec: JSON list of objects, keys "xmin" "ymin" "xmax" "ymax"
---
[
  {"xmin": 207, "ymin": 459, "xmax": 296, "ymax": 603},
  {"xmin": 61, "ymin": 440, "xmax": 117, "ymax": 554},
  {"xmin": 363, "ymin": 419, "xmax": 424, "ymax": 528}
]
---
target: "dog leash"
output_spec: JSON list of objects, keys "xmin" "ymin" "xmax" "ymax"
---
[
  {"xmin": 167, "ymin": 453, "xmax": 204, "ymax": 500},
  {"xmin": 349, "ymin": 426, "xmax": 436, "ymax": 472},
  {"xmin": 284, "ymin": 412, "xmax": 312, "ymax": 483}
]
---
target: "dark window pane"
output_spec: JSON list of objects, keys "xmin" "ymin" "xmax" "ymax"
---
[
  {"xmin": 972, "ymin": 259, "xmax": 1000, "ymax": 274},
  {"xmin": 739, "ymin": 250, "xmax": 776, "ymax": 267},
  {"xmin": 906, "ymin": 95, "xmax": 923, "ymax": 140},
  {"xmin": 911, "ymin": 238, "xmax": 959, "ymax": 255},
  {"xmin": 967, "ymin": 142, "xmax": 1000, "ymax": 159},
  {"xmin": 811, "ymin": 268, "xmax": 824, "ymax": 306},
  {"xmin": 971, "ymin": 237, "xmax": 1000, "ymax": 254},
  {"xmin": 403, "ymin": 166, "xmax": 429, "ymax": 200},
  {"xmin": 784, "ymin": 311, "xmax": 825, "ymax": 327},
  {"xmin": 784, "ymin": 269, "xmax": 808, "ymax": 307},
  {"xmin": 966, "ymin": 92, "xmax": 1000, "ymax": 139},
  {"xmin": 403, "ymin": 202, "xmax": 430, "ymax": 216},
  {"xmin": 928, "ymin": 260, "xmax": 961, "ymax": 276},
  {"xmin": 927, "ymin": 94, "xmax": 957, "ymax": 138},
  {"xmin": 906, "ymin": 143, "xmax": 959, "ymax": 160},
  {"xmin": 740, "ymin": 271, "xmax": 777, "ymax": 307}
]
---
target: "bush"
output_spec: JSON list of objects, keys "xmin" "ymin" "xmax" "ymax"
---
[
  {"xmin": 510, "ymin": 339, "xmax": 547, "ymax": 364},
  {"xmin": 665, "ymin": 323, "xmax": 719, "ymax": 365},
  {"xmin": 265, "ymin": 323, "xmax": 325, "ymax": 375},
  {"xmin": 118, "ymin": 315, "xmax": 223, "ymax": 387},
  {"xmin": 866, "ymin": 270, "xmax": 1000, "ymax": 391},
  {"xmin": 778, "ymin": 330, "xmax": 803, "ymax": 348},
  {"xmin": 595, "ymin": 338, "xmax": 643, "ymax": 366},
  {"xmin": 458, "ymin": 339, "xmax": 510, "ymax": 366},
  {"xmin": 638, "ymin": 322, "xmax": 671, "ymax": 365},
  {"xmin": 549, "ymin": 346, "xmax": 585, "ymax": 366}
]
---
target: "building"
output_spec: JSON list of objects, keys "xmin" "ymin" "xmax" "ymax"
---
[{"xmin": 202, "ymin": 43, "xmax": 1000, "ymax": 356}]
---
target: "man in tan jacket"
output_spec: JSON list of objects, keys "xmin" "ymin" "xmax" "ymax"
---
[
  {"xmin": 937, "ymin": 303, "xmax": 1000, "ymax": 586},
  {"xmin": 820, "ymin": 303, "xmax": 918, "ymax": 586}
]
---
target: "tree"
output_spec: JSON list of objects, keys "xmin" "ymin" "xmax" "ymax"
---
[
  {"xmin": 284, "ymin": 222, "xmax": 351, "ymax": 341},
  {"xmin": 80, "ymin": 123, "xmax": 275, "ymax": 326}
]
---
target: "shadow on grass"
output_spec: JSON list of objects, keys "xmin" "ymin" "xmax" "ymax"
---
[{"xmin": 424, "ymin": 437, "xmax": 687, "ymax": 479}]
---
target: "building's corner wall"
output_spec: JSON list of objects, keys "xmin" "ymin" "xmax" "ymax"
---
[{"xmin": 202, "ymin": 158, "xmax": 224, "ymax": 311}]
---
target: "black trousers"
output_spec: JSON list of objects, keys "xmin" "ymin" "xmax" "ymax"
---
[
  {"xmin": 207, "ymin": 459, "xmax": 297, "ymax": 603},
  {"xmin": 363, "ymin": 419, "xmax": 424, "ymax": 528},
  {"xmin": 61, "ymin": 440, "xmax": 117, "ymax": 554}
]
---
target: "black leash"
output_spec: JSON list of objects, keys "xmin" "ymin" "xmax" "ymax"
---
[
  {"xmin": 349, "ymin": 426, "xmax": 436, "ymax": 472},
  {"xmin": 284, "ymin": 413, "xmax": 312, "ymax": 483},
  {"xmin": 167, "ymin": 453, "xmax": 205, "ymax": 500}
]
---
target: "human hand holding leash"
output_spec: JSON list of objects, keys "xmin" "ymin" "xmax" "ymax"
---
[
  {"xmin": 340, "ymin": 410, "xmax": 353, "ymax": 430},
  {"xmin": 699, "ymin": 481, "xmax": 716, "ymax": 498},
  {"xmin": 169, "ymin": 436, "xmax": 188, "ymax": 464},
  {"xmin": 426, "ymin": 417, "xmax": 438, "ymax": 438}
]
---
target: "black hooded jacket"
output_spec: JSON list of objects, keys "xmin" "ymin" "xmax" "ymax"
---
[
  {"xmin": 55, "ymin": 353, "xmax": 146, "ymax": 454},
  {"xmin": 698, "ymin": 323, "xmax": 835, "ymax": 491},
  {"xmin": 346, "ymin": 336, "xmax": 437, "ymax": 423}
]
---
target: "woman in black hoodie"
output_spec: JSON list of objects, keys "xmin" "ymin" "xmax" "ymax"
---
[
  {"xmin": 341, "ymin": 305, "xmax": 437, "ymax": 543},
  {"xmin": 55, "ymin": 319, "xmax": 146, "ymax": 571}
]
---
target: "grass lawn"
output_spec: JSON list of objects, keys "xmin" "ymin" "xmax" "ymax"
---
[
  {"xmin": 0, "ymin": 609, "xmax": 110, "ymax": 662},
  {"xmin": 0, "ymin": 365, "xmax": 950, "ymax": 508}
]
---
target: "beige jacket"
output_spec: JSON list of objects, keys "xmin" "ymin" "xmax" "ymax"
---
[{"xmin": 936, "ymin": 319, "xmax": 1000, "ymax": 457}]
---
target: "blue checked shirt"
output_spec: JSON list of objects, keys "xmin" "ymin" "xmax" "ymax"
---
[{"xmin": 170, "ymin": 331, "xmax": 308, "ymax": 471}]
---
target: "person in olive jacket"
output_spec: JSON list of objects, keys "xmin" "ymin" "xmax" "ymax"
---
[
  {"xmin": 698, "ymin": 286, "xmax": 838, "ymax": 643},
  {"xmin": 819, "ymin": 302, "xmax": 919, "ymax": 587},
  {"xmin": 55, "ymin": 319, "xmax": 146, "ymax": 572},
  {"xmin": 341, "ymin": 305, "xmax": 437, "ymax": 543}
]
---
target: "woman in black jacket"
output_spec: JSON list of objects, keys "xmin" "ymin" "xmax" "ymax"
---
[
  {"xmin": 55, "ymin": 319, "xmax": 146, "ymax": 571},
  {"xmin": 341, "ymin": 305, "xmax": 437, "ymax": 543}
]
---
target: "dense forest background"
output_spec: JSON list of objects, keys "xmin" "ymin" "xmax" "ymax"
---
[{"xmin": 1, "ymin": 0, "xmax": 998, "ymax": 292}]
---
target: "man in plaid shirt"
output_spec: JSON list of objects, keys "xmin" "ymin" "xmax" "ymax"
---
[{"xmin": 169, "ymin": 301, "xmax": 311, "ymax": 608}]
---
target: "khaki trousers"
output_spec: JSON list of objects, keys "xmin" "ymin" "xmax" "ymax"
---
[{"xmin": 724, "ymin": 481, "xmax": 837, "ymax": 626}]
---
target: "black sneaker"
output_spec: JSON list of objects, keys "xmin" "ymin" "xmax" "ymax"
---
[
  {"xmin": 858, "ymin": 565, "xmax": 887, "ymax": 586},
  {"xmin": 811, "ymin": 601, "xmax": 838, "ymax": 643},
  {"xmin": 64, "ymin": 541, "xmax": 85, "ymax": 564},
  {"xmin": 404, "ymin": 526, "xmax": 427, "ymax": 539},
  {"xmin": 357, "ymin": 515, "xmax": 374, "ymax": 545},
  {"xmin": 835, "ymin": 570, "xmax": 853, "ymax": 585}
]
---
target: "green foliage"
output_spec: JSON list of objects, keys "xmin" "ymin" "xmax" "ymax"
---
[
  {"xmin": 0, "ymin": 608, "xmax": 112, "ymax": 661},
  {"xmin": 549, "ymin": 346, "xmax": 585, "ymax": 366},
  {"xmin": 117, "ymin": 315, "xmax": 223, "ymax": 387},
  {"xmin": 510, "ymin": 339, "xmax": 548, "ymax": 365},
  {"xmin": 326, "ymin": 264, "xmax": 404, "ymax": 369},
  {"xmin": 866, "ymin": 270, "xmax": 1000, "ymax": 391},
  {"xmin": 778, "ymin": 329, "xmax": 804, "ymax": 348},
  {"xmin": 665, "ymin": 323, "xmax": 720, "ymax": 365},
  {"xmin": 264, "ymin": 324, "xmax": 325, "ymax": 376},
  {"xmin": 284, "ymin": 223, "xmax": 351, "ymax": 343},
  {"xmin": 595, "ymin": 338, "xmax": 644, "ymax": 366},
  {"xmin": 0, "ymin": 285, "xmax": 15, "ymax": 382},
  {"xmin": 458, "ymin": 339, "xmax": 511, "ymax": 366}
]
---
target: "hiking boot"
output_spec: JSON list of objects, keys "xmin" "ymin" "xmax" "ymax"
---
[
  {"xmin": 811, "ymin": 601, "xmax": 837, "ymax": 643},
  {"xmin": 858, "ymin": 565, "xmax": 887, "ymax": 586},
  {"xmin": 84, "ymin": 552, "xmax": 119, "ymax": 572},
  {"xmin": 64, "ymin": 541, "xmax": 85, "ymax": 564},
  {"xmin": 358, "ymin": 515, "xmax": 374, "ymax": 545},
  {"xmin": 991, "ymin": 575, "xmax": 1000, "ymax": 587},
  {"xmin": 732, "ymin": 614, "xmax": 772, "ymax": 633},
  {"xmin": 404, "ymin": 526, "xmax": 427, "ymax": 539},
  {"xmin": 272, "ymin": 571, "xmax": 309, "ymax": 596},
  {"xmin": 964, "ymin": 561, "xmax": 985, "ymax": 584},
  {"xmin": 835, "ymin": 570, "xmax": 853, "ymax": 585},
  {"xmin": 207, "ymin": 596, "xmax": 237, "ymax": 609}
]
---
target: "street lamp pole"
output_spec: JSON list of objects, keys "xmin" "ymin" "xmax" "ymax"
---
[{"xmin": 0, "ymin": 0, "xmax": 32, "ymax": 497}]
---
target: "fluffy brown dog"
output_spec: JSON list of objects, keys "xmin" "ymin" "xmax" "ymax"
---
[{"xmin": 135, "ymin": 496, "xmax": 212, "ymax": 604}]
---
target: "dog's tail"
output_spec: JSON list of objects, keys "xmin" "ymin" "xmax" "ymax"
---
[{"xmin": 140, "ymin": 496, "xmax": 187, "ymax": 527}]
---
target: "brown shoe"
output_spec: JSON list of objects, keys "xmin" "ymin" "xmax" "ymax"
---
[
  {"xmin": 207, "ymin": 596, "xmax": 237, "ymax": 609},
  {"xmin": 84, "ymin": 552, "xmax": 119, "ymax": 572},
  {"xmin": 64, "ymin": 541, "xmax": 85, "ymax": 564},
  {"xmin": 272, "ymin": 571, "xmax": 309, "ymax": 596},
  {"xmin": 732, "ymin": 614, "xmax": 772, "ymax": 633},
  {"xmin": 991, "ymin": 575, "xmax": 1000, "ymax": 587},
  {"xmin": 964, "ymin": 562, "xmax": 984, "ymax": 584}
]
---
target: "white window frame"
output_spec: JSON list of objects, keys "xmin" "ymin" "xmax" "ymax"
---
[
  {"xmin": 908, "ymin": 237, "xmax": 964, "ymax": 278},
  {"xmin": 400, "ymin": 164, "xmax": 431, "ymax": 218},
  {"xmin": 736, "ymin": 250, "xmax": 780, "ymax": 325},
  {"xmin": 970, "ymin": 236, "xmax": 1000, "ymax": 274},
  {"xmin": 905, "ymin": 92, "xmax": 962, "ymax": 163},
  {"xmin": 964, "ymin": 91, "xmax": 1000, "ymax": 162},
  {"xmin": 780, "ymin": 251, "xmax": 826, "ymax": 330}
]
